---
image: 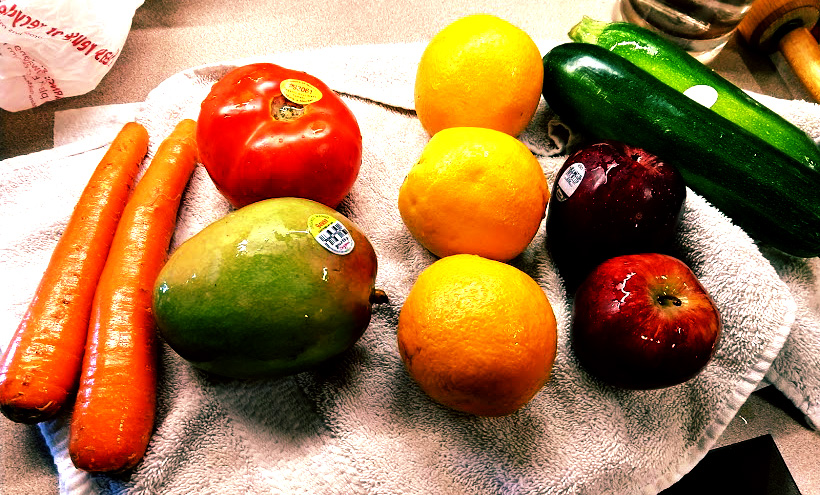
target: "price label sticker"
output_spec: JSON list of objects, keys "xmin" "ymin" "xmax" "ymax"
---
[
  {"xmin": 308, "ymin": 214, "xmax": 354, "ymax": 255},
  {"xmin": 281, "ymin": 78, "xmax": 323, "ymax": 105},
  {"xmin": 556, "ymin": 162, "xmax": 585, "ymax": 201},
  {"xmin": 683, "ymin": 84, "xmax": 718, "ymax": 109}
]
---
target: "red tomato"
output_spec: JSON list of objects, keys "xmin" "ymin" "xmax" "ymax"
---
[{"xmin": 197, "ymin": 63, "xmax": 363, "ymax": 209}]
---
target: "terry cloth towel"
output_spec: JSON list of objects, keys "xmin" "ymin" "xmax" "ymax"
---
[{"xmin": 0, "ymin": 40, "xmax": 816, "ymax": 494}]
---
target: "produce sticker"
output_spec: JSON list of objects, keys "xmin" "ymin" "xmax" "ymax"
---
[
  {"xmin": 556, "ymin": 162, "xmax": 585, "ymax": 201},
  {"xmin": 683, "ymin": 84, "xmax": 719, "ymax": 109},
  {"xmin": 281, "ymin": 79, "xmax": 323, "ymax": 105},
  {"xmin": 308, "ymin": 214, "xmax": 354, "ymax": 255}
]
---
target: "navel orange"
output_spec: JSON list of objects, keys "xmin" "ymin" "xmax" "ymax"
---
[
  {"xmin": 397, "ymin": 254, "xmax": 558, "ymax": 416},
  {"xmin": 398, "ymin": 126, "xmax": 549, "ymax": 262},
  {"xmin": 414, "ymin": 14, "xmax": 544, "ymax": 137}
]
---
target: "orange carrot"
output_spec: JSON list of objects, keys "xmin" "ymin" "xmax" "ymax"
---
[
  {"xmin": 68, "ymin": 119, "xmax": 198, "ymax": 473},
  {"xmin": 0, "ymin": 122, "xmax": 150, "ymax": 424}
]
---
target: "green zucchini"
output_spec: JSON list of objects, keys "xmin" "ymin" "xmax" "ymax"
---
[
  {"xmin": 569, "ymin": 16, "xmax": 820, "ymax": 173},
  {"xmin": 542, "ymin": 42, "xmax": 820, "ymax": 258}
]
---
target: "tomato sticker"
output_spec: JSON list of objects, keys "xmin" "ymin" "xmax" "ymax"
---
[
  {"xmin": 281, "ymin": 79, "xmax": 323, "ymax": 105},
  {"xmin": 556, "ymin": 162, "xmax": 585, "ymax": 201},
  {"xmin": 308, "ymin": 214, "xmax": 354, "ymax": 255}
]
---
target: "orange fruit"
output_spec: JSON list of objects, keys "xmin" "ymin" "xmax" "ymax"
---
[
  {"xmin": 397, "ymin": 254, "xmax": 558, "ymax": 416},
  {"xmin": 414, "ymin": 14, "xmax": 544, "ymax": 137},
  {"xmin": 398, "ymin": 126, "xmax": 549, "ymax": 262}
]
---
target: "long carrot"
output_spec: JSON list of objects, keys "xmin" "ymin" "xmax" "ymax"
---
[
  {"xmin": 0, "ymin": 122, "xmax": 150, "ymax": 424},
  {"xmin": 68, "ymin": 119, "xmax": 198, "ymax": 473}
]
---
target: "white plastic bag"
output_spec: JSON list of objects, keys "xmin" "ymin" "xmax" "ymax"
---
[{"xmin": 0, "ymin": 0, "xmax": 144, "ymax": 112}]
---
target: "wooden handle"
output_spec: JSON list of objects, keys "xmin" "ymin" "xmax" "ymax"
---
[
  {"xmin": 779, "ymin": 26, "xmax": 820, "ymax": 101},
  {"xmin": 739, "ymin": 0, "xmax": 820, "ymax": 48}
]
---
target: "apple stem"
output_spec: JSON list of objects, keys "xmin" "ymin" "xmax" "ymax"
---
[{"xmin": 657, "ymin": 294, "xmax": 683, "ymax": 307}]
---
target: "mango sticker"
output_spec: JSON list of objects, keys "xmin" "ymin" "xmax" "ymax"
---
[
  {"xmin": 308, "ymin": 214, "xmax": 354, "ymax": 255},
  {"xmin": 281, "ymin": 79, "xmax": 323, "ymax": 105}
]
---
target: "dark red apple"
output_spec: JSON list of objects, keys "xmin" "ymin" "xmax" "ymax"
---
[
  {"xmin": 571, "ymin": 253, "xmax": 721, "ymax": 389},
  {"xmin": 546, "ymin": 141, "xmax": 686, "ymax": 289}
]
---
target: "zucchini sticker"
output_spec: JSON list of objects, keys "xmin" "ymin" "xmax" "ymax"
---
[
  {"xmin": 308, "ymin": 214, "xmax": 354, "ymax": 255},
  {"xmin": 683, "ymin": 85, "xmax": 718, "ymax": 109}
]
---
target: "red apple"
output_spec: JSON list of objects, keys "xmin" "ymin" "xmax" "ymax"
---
[
  {"xmin": 546, "ymin": 141, "xmax": 686, "ymax": 289},
  {"xmin": 571, "ymin": 253, "xmax": 721, "ymax": 389}
]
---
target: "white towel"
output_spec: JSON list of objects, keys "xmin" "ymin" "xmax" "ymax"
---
[
  {"xmin": 0, "ymin": 40, "xmax": 814, "ymax": 495},
  {"xmin": 740, "ymin": 93, "xmax": 820, "ymax": 430}
]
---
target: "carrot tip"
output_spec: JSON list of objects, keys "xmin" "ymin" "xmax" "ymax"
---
[{"xmin": 0, "ymin": 403, "xmax": 59, "ymax": 424}]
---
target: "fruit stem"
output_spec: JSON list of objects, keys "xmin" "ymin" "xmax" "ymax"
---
[
  {"xmin": 568, "ymin": 16, "xmax": 610, "ymax": 44},
  {"xmin": 370, "ymin": 288, "xmax": 389, "ymax": 304},
  {"xmin": 271, "ymin": 95, "xmax": 304, "ymax": 121}
]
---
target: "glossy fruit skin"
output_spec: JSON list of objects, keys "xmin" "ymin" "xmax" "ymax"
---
[
  {"xmin": 546, "ymin": 140, "xmax": 685, "ymax": 289},
  {"xmin": 568, "ymin": 17, "xmax": 820, "ymax": 173},
  {"xmin": 197, "ymin": 63, "xmax": 362, "ymax": 209},
  {"xmin": 571, "ymin": 253, "xmax": 721, "ymax": 389},
  {"xmin": 542, "ymin": 42, "xmax": 820, "ymax": 258},
  {"xmin": 152, "ymin": 197, "xmax": 378, "ymax": 379}
]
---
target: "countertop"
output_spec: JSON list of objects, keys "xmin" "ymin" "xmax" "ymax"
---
[{"xmin": 1, "ymin": 1, "xmax": 819, "ymax": 494}]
